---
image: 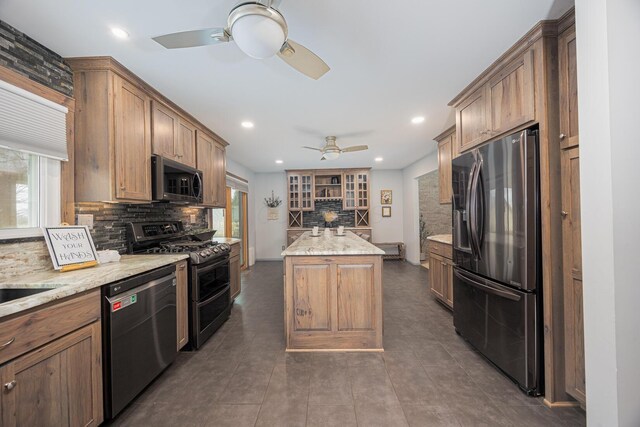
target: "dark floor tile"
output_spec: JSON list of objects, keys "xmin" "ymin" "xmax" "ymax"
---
[
  {"xmin": 111, "ymin": 401, "xmax": 201, "ymax": 427},
  {"xmin": 309, "ymin": 367, "xmax": 352, "ymax": 405},
  {"xmin": 448, "ymin": 402, "xmax": 512, "ymax": 427},
  {"xmin": 306, "ymin": 404, "xmax": 358, "ymax": 427},
  {"xmin": 349, "ymin": 365, "xmax": 399, "ymax": 404},
  {"xmin": 401, "ymin": 404, "xmax": 460, "ymax": 427},
  {"xmin": 254, "ymin": 399, "xmax": 308, "ymax": 427},
  {"xmin": 199, "ymin": 404, "xmax": 261, "ymax": 427},
  {"xmin": 499, "ymin": 405, "xmax": 565, "ymax": 427},
  {"xmin": 218, "ymin": 366, "xmax": 274, "ymax": 404},
  {"xmin": 354, "ymin": 401, "xmax": 409, "ymax": 427}
]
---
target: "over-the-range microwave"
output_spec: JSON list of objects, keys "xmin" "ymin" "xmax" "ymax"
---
[{"xmin": 151, "ymin": 155, "xmax": 203, "ymax": 203}]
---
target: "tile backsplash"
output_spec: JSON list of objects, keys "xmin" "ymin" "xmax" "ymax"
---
[{"xmin": 303, "ymin": 200, "xmax": 355, "ymax": 228}]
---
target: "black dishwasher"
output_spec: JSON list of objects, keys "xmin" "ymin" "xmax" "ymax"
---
[{"xmin": 102, "ymin": 264, "xmax": 177, "ymax": 419}]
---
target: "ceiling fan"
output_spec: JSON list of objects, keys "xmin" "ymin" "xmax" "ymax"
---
[
  {"xmin": 152, "ymin": 0, "xmax": 330, "ymax": 80},
  {"xmin": 303, "ymin": 136, "xmax": 368, "ymax": 161}
]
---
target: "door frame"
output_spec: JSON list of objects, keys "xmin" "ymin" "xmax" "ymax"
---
[{"xmin": 224, "ymin": 186, "xmax": 249, "ymax": 270}]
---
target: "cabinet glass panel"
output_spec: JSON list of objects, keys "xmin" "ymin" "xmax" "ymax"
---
[
  {"xmin": 357, "ymin": 173, "xmax": 368, "ymax": 208},
  {"xmin": 344, "ymin": 174, "xmax": 356, "ymax": 208},
  {"xmin": 301, "ymin": 175, "xmax": 312, "ymax": 209},
  {"xmin": 289, "ymin": 175, "xmax": 299, "ymax": 209}
]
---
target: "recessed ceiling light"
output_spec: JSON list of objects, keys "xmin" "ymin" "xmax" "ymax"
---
[
  {"xmin": 275, "ymin": 160, "xmax": 283, "ymax": 164},
  {"xmin": 374, "ymin": 157, "xmax": 383, "ymax": 162},
  {"xmin": 241, "ymin": 121, "xmax": 254, "ymax": 129},
  {"xmin": 411, "ymin": 116, "xmax": 425, "ymax": 124},
  {"xmin": 111, "ymin": 27, "xmax": 129, "ymax": 39}
]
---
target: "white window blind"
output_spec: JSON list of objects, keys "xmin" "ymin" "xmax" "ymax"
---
[
  {"xmin": 0, "ymin": 79, "xmax": 69, "ymax": 161},
  {"xmin": 226, "ymin": 174, "xmax": 249, "ymax": 193}
]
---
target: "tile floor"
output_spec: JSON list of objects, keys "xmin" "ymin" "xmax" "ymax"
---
[{"xmin": 110, "ymin": 261, "xmax": 586, "ymax": 427}]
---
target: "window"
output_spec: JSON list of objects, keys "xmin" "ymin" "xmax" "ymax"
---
[
  {"xmin": 0, "ymin": 146, "xmax": 61, "ymax": 239},
  {"xmin": 210, "ymin": 208, "xmax": 226, "ymax": 237}
]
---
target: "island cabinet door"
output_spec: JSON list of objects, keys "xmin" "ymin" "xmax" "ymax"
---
[
  {"xmin": 336, "ymin": 264, "xmax": 376, "ymax": 331},
  {"xmin": 291, "ymin": 263, "xmax": 333, "ymax": 332}
]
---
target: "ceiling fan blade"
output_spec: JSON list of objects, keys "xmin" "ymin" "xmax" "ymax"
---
[
  {"xmin": 302, "ymin": 146, "xmax": 323, "ymax": 152},
  {"xmin": 153, "ymin": 28, "xmax": 229, "ymax": 49},
  {"xmin": 341, "ymin": 145, "xmax": 369, "ymax": 153},
  {"xmin": 320, "ymin": 156, "xmax": 327, "ymax": 161},
  {"xmin": 277, "ymin": 39, "xmax": 330, "ymax": 80}
]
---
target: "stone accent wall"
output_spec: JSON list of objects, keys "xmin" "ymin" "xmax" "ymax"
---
[
  {"xmin": 418, "ymin": 171, "xmax": 452, "ymax": 255},
  {"xmin": 76, "ymin": 203, "xmax": 209, "ymax": 253},
  {"xmin": 302, "ymin": 200, "xmax": 355, "ymax": 227},
  {"xmin": 0, "ymin": 20, "xmax": 73, "ymax": 97}
]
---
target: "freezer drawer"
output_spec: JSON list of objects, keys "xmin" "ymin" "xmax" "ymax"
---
[{"xmin": 453, "ymin": 267, "xmax": 541, "ymax": 394}]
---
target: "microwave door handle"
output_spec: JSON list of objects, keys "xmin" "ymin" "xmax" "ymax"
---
[
  {"xmin": 454, "ymin": 270, "xmax": 521, "ymax": 301},
  {"xmin": 194, "ymin": 173, "xmax": 203, "ymax": 200}
]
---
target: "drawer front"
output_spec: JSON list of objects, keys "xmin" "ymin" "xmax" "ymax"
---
[
  {"xmin": 230, "ymin": 242, "xmax": 240, "ymax": 258},
  {"xmin": 429, "ymin": 241, "xmax": 453, "ymax": 259},
  {"xmin": 0, "ymin": 289, "xmax": 101, "ymax": 365}
]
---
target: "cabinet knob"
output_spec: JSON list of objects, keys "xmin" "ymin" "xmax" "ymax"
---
[
  {"xmin": 559, "ymin": 133, "xmax": 566, "ymax": 140},
  {"xmin": 120, "ymin": 185, "xmax": 126, "ymax": 190},
  {"xmin": 4, "ymin": 380, "xmax": 16, "ymax": 391},
  {"xmin": 561, "ymin": 210, "xmax": 568, "ymax": 218}
]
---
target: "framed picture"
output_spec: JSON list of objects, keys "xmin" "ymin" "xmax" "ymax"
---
[
  {"xmin": 380, "ymin": 189, "xmax": 392, "ymax": 205},
  {"xmin": 382, "ymin": 206, "xmax": 392, "ymax": 217},
  {"xmin": 42, "ymin": 225, "xmax": 99, "ymax": 270}
]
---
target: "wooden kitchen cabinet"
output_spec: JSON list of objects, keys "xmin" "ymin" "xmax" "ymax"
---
[
  {"xmin": 428, "ymin": 240, "xmax": 454, "ymax": 310},
  {"xmin": 68, "ymin": 56, "xmax": 229, "ymax": 204},
  {"xmin": 175, "ymin": 260, "xmax": 189, "ymax": 351},
  {"xmin": 435, "ymin": 126, "xmax": 455, "ymax": 204},
  {"xmin": 559, "ymin": 25, "xmax": 579, "ymax": 150},
  {"xmin": 0, "ymin": 290, "xmax": 103, "ymax": 426},
  {"xmin": 230, "ymin": 242, "xmax": 241, "ymax": 300},
  {"xmin": 287, "ymin": 172, "xmax": 314, "ymax": 212},
  {"xmin": 197, "ymin": 131, "xmax": 227, "ymax": 208},
  {"xmin": 152, "ymin": 101, "xmax": 197, "ymax": 168},
  {"xmin": 453, "ymin": 50, "xmax": 535, "ymax": 155}
]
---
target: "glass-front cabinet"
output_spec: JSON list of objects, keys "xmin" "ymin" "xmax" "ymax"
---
[
  {"xmin": 343, "ymin": 173, "xmax": 356, "ymax": 210},
  {"xmin": 288, "ymin": 174, "xmax": 300, "ymax": 210},
  {"xmin": 357, "ymin": 171, "xmax": 369, "ymax": 209},
  {"xmin": 300, "ymin": 174, "xmax": 314, "ymax": 210},
  {"xmin": 343, "ymin": 170, "xmax": 369, "ymax": 210}
]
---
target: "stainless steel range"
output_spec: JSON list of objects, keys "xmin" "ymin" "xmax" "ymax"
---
[{"xmin": 127, "ymin": 221, "xmax": 231, "ymax": 349}]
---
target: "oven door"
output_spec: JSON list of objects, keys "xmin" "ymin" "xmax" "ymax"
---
[
  {"xmin": 193, "ymin": 257, "xmax": 230, "ymax": 301},
  {"xmin": 191, "ymin": 284, "xmax": 231, "ymax": 349}
]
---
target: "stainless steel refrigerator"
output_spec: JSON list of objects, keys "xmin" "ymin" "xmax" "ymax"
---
[{"xmin": 451, "ymin": 127, "xmax": 542, "ymax": 395}]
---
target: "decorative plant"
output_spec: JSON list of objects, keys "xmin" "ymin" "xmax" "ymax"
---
[
  {"xmin": 419, "ymin": 213, "xmax": 430, "ymax": 254},
  {"xmin": 264, "ymin": 190, "xmax": 282, "ymax": 208},
  {"xmin": 322, "ymin": 210, "xmax": 338, "ymax": 223}
]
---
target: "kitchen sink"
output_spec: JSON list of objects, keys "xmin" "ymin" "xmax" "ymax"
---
[{"xmin": 0, "ymin": 288, "xmax": 53, "ymax": 304}]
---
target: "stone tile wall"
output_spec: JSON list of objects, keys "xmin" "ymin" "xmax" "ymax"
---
[
  {"xmin": 0, "ymin": 19, "xmax": 73, "ymax": 97},
  {"xmin": 302, "ymin": 200, "xmax": 356, "ymax": 228},
  {"xmin": 418, "ymin": 171, "xmax": 452, "ymax": 256}
]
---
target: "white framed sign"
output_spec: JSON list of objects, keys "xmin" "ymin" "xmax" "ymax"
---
[{"xmin": 42, "ymin": 226, "xmax": 99, "ymax": 270}]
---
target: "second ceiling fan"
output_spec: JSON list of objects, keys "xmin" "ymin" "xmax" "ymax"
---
[
  {"xmin": 303, "ymin": 136, "xmax": 368, "ymax": 161},
  {"xmin": 153, "ymin": 0, "xmax": 330, "ymax": 80}
]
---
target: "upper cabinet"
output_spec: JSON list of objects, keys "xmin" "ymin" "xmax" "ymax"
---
[
  {"xmin": 197, "ymin": 131, "xmax": 227, "ymax": 208},
  {"xmin": 287, "ymin": 172, "xmax": 314, "ymax": 211},
  {"xmin": 151, "ymin": 101, "xmax": 197, "ymax": 168},
  {"xmin": 343, "ymin": 170, "xmax": 369, "ymax": 211},
  {"xmin": 67, "ymin": 57, "xmax": 228, "ymax": 204},
  {"xmin": 559, "ymin": 25, "xmax": 579, "ymax": 149},
  {"xmin": 435, "ymin": 126, "xmax": 455, "ymax": 204},
  {"xmin": 452, "ymin": 49, "xmax": 536, "ymax": 154}
]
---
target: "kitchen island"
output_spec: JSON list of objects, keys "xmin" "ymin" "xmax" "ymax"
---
[{"xmin": 281, "ymin": 231, "xmax": 385, "ymax": 351}]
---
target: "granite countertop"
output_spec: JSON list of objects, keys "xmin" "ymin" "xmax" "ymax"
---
[
  {"xmin": 0, "ymin": 254, "xmax": 188, "ymax": 319},
  {"xmin": 427, "ymin": 234, "xmax": 452, "ymax": 245},
  {"xmin": 282, "ymin": 231, "xmax": 385, "ymax": 256},
  {"xmin": 215, "ymin": 237, "xmax": 241, "ymax": 245}
]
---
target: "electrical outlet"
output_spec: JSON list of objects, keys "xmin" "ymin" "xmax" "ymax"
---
[
  {"xmin": 77, "ymin": 214, "xmax": 93, "ymax": 229},
  {"xmin": 282, "ymin": 245, "xmax": 285, "ymax": 250},
  {"xmin": 190, "ymin": 214, "xmax": 196, "ymax": 224}
]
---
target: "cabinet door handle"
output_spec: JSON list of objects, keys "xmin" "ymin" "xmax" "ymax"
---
[
  {"xmin": 4, "ymin": 380, "xmax": 16, "ymax": 391},
  {"xmin": 178, "ymin": 264, "xmax": 186, "ymax": 270},
  {"xmin": 120, "ymin": 185, "xmax": 126, "ymax": 190},
  {"xmin": 561, "ymin": 210, "xmax": 568, "ymax": 218},
  {"xmin": 559, "ymin": 133, "xmax": 566, "ymax": 140},
  {"xmin": 0, "ymin": 337, "xmax": 15, "ymax": 349}
]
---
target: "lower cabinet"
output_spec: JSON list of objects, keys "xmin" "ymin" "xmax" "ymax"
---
[
  {"xmin": 0, "ymin": 291, "xmax": 103, "ymax": 427},
  {"xmin": 175, "ymin": 260, "xmax": 189, "ymax": 351},
  {"xmin": 429, "ymin": 245, "xmax": 454, "ymax": 310},
  {"xmin": 230, "ymin": 243, "xmax": 241, "ymax": 300}
]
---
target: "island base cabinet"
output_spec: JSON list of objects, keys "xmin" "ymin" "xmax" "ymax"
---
[
  {"xmin": 0, "ymin": 321, "xmax": 103, "ymax": 427},
  {"xmin": 284, "ymin": 255, "xmax": 383, "ymax": 351}
]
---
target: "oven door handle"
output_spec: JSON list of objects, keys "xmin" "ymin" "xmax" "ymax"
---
[
  {"xmin": 454, "ymin": 269, "xmax": 521, "ymax": 301},
  {"xmin": 197, "ymin": 283, "xmax": 230, "ymax": 307}
]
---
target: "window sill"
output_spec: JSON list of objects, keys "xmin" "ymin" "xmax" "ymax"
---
[{"xmin": 0, "ymin": 228, "xmax": 44, "ymax": 240}]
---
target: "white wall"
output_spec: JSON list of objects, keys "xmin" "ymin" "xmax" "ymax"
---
[
  {"xmin": 576, "ymin": 0, "xmax": 640, "ymax": 425},
  {"xmin": 370, "ymin": 170, "xmax": 404, "ymax": 243},
  {"xmin": 226, "ymin": 158, "xmax": 256, "ymax": 266},
  {"xmin": 401, "ymin": 152, "xmax": 439, "ymax": 264},
  {"xmin": 253, "ymin": 172, "xmax": 287, "ymax": 260}
]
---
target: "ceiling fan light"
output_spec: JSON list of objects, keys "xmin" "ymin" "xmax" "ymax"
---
[
  {"xmin": 231, "ymin": 14, "xmax": 286, "ymax": 59},
  {"xmin": 323, "ymin": 151, "xmax": 340, "ymax": 160}
]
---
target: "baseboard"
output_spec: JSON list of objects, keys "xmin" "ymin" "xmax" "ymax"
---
[
  {"xmin": 255, "ymin": 258, "xmax": 283, "ymax": 262},
  {"xmin": 543, "ymin": 399, "xmax": 581, "ymax": 408}
]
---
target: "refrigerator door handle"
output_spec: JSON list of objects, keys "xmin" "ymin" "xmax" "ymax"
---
[
  {"xmin": 454, "ymin": 269, "xmax": 522, "ymax": 301},
  {"xmin": 465, "ymin": 161, "xmax": 477, "ymax": 257},
  {"xmin": 475, "ymin": 157, "xmax": 485, "ymax": 252},
  {"xmin": 469, "ymin": 153, "xmax": 481, "ymax": 258}
]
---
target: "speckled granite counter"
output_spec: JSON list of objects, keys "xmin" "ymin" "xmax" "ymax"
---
[
  {"xmin": 282, "ymin": 231, "xmax": 384, "ymax": 256},
  {"xmin": 427, "ymin": 234, "xmax": 452, "ymax": 245},
  {"xmin": 0, "ymin": 254, "xmax": 188, "ymax": 318}
]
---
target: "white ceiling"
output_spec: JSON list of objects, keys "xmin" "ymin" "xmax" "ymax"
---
[{"xmin": 0, "ymin": 0, "xmax": 572, "ymax": 173}]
